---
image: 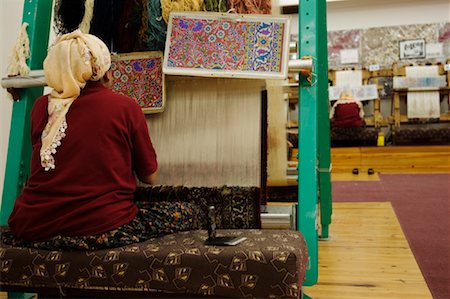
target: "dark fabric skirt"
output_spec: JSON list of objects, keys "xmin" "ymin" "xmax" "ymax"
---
[{"xmin": 1, "ymin": 201, "xmax": 203, "ymax": 251}]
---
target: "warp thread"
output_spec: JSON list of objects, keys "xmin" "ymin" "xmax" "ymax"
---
[
  {"xmin": 7, "ymin": 23, "xmax": 30, "ymax": 76},
  {"xmin": 146, "ymin": 0, "xmax": 167, "ymax": 51},
  {"xmin": 160, "ymin": 0, "xmax": 204, "ymax": 24}
]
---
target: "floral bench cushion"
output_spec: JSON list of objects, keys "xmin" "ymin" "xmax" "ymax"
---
[{"xmin": 0, "ymin": 229, "xmax": 307, "ymax": 298}]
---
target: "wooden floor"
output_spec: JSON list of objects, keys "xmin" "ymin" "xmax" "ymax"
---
[
  {"xmin": 303, "ymin": 202, "xmax": 432, "ymax": 299},
  {"xmin": 332, "ymin": 172, "xmax": 380, "ymax": 181},
  {"xmin": 331, "ymin": 145, "xmax": 450, "ymax": 174},
  {"xmin": 1, "ymin": 202, "xmax": 432, "ymax": 299}
]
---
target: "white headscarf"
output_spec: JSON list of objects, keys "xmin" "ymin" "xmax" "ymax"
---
[{"xmin": 41, "ymin": 30, "xmax": 111, "ymax": 171}]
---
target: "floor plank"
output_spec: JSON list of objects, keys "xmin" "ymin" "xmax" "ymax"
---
[
  {"xmin": 303, "ymin": 202, "xmax": 432, "ymax": 299},
  {"xmin": 331, "ymin": 145, "xmax": 450, "ymax": 173},
  {"xmin": 332, "ymin": 172, "xmax": 380, "ymax": 181}
]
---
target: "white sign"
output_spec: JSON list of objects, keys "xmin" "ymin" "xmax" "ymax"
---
[
  {"xmin": 426, "ymin": 43, "xmax": 443, "ymax": 59},
  {"xmin": 399, "ymin": 39, "xmax": 426, "ymax": 60},
  {"xmin": 340, "ymin": 49, "xmax": 359, "ymax": 64},
  {"xmin": 369, "ymin": 64, "xmax": 380, "ymax": 71}
]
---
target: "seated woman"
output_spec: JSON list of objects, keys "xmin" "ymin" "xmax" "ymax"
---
[
  {"xmin": 2, "ymin": 31, "xmax": 202, "ymax": 250},
  {"xmin": 329, "ymin": 90, "xmax": 365, "ymax": 128}
]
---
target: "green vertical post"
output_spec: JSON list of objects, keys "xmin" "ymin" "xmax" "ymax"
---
[
  {"xmin": 0, "ymin": 0, "xmax": 52, "ymax": 226},
  {"xmin": 298, "ymin": 0, "xmax": 330, "ymax": 286},
  {"xmin": 298, "ymin": 0, "xmax": 320, "ymax": 286},
  {"xmin": 316, "ymin": 0, "xmax": 332, "ymax": 239}
]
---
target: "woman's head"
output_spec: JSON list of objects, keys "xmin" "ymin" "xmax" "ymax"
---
[
  {"xmin": 339, "ymin": 90, "xmax": 353, "ymax": 99},
  {"xmin": 44, "ymin": 30, "xmax": 111, "ymax": 99}
]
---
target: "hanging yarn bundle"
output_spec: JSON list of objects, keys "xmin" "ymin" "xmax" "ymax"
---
[
  {"xmin": 7, "ymin": 23, "xmax": 30, "ymax": 76},
  {"xmin": 116, "ymin": 0, "xmax": 142, "ymax": 53},
  {"xmin": 78, "ymin": 0, "xmax": 95, "ymax": 33},
  {"xmin": 90, "ymin": 0, "xmax": 118, "ymax": 50},
  {"xmin": 146, "ymin": 0, "xmax": 167, "ymax": 51},
  {"xmin": 228, "ymin": 0, "xmax": 271, "ymax": 14},
  {"xmin": 160, "ymin": 0, "xmax": 204, "ymax": 24},
  {"xmin": 53, "ymin": 0, "xmax": 86, "ymax": 35},
  {"xmin": 135, "ymin": 0, "xmax": 150, "ymax": 51},
  {"xmin": 203, "ymin": 0, "xmax": 227, "ymax": 12}
]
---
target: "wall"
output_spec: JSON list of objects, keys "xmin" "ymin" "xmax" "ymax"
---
[
  {"xmin": 285, "ymin": 0, "xmax": 450, "ymax": 34},
  {"xmin": 0, "ymin": 0, "xmax": 24, "ymax": 207}
]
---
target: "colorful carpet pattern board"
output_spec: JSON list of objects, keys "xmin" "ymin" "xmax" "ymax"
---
[
  {"xmin": 163, "ymin": 12, "xmax": 290, "ymax": 79},
  {"xmin": 111, "ymin": 51, "xmax": 165, "ymax": 113}
]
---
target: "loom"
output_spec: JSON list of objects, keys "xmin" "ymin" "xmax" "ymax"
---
[
  {"xmin": 391, "ymin": 62, "xmax": 450, "ymax": 145},
  {"xmin": 0, "ymin": 1, "xmax": 331, "ymax": 298}
]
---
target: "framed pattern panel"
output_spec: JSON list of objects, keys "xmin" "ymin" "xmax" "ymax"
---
[
  {"xmin": 111, "ymin": 51, "xmax": 165, "ymax": 114},
  {"xmin": 163, "ymin": 12, "xmax": 291, "ymax": 79}
]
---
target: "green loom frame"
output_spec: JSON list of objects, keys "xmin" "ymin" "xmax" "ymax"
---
[
  {"xmin": 0, "ymin": 0, "xmax": 331, "ymax": 297},
  {"xmin": 297, "ymin": 0, "xmax": 332, "ymax": 286}
]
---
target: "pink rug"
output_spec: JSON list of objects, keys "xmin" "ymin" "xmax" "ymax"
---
[{"xmin": 332, "ymin": 173, "xmax": 450, "ymax": 299}]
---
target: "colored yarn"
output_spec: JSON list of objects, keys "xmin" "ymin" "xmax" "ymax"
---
[
  {"xmin": 53, "ymin": 0, "xmax": 85, "ymax": 35},
  {"xmin": 160, "ymin": 0, "xmax": 204, "ymax": 24},
  {"xmin": 203, "ymin": 0, "xmax": 227, "ymax": 12},
  {"xmin": 146, "ymin": 0, "xmax": 167, "ymax": 51},
  {"xmin": 7, "ymin": 23, "xmax": 30, "ymax": 76},
  {"xmin": 228, "ymin": 0, "xmax": 271, "ymax": 14},
  {"xmin": 135, "ymin": 0, "xmax": 150, "ymax": 51},
  {"xmin": 90, "ymin": 0, "xmax": 118, "ymax": 50},
  {"xmin": 79, "ymin": 0, "xmax": 95, "ymax": 33},
  {"xmin": 116, "ymin": 0, "xmax": 140, "ymax": 53}
]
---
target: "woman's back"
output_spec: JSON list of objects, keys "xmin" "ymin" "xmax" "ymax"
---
[{"xmin": 8, "ymin": 82, "xmax": 157, "ymax": 241}]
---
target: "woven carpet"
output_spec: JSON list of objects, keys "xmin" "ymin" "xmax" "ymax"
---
[{"xmin": 332, "ymin": 173, "xmax": 449, "ymax": 299}]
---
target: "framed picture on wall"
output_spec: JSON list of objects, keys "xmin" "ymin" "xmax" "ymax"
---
[
  {"xmin": 399, "ymin": 39, "xmax": 426, "ymax": 60},
  {"xmin": 163, "ymin": 12, "xmax": 291, "ymax": 79},
  {"xmin": 110, "ymin": 51, "xmax": 165, "ymax": 114}
]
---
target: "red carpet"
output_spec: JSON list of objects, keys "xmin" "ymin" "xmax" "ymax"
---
[{"xmin": 332, "ymin": 173, "xmax": 450, "ymax": 299}]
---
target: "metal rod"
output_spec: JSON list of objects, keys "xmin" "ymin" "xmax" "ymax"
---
[
  {"xmin": 1, "ymin": 75, "xmax": 47, "ymax": 89},
  {"xmin": 288, "ymin": 58, "xmax": 313, "ymax": 73}
]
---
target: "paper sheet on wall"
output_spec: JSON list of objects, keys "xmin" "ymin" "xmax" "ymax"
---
[
  {"xmin": 335, "ymin": 70, "xmax": 362, "ymax": 87},
  {"xmin": 339, "ymin": 49, "xmax": 359, "ymax": 64}
]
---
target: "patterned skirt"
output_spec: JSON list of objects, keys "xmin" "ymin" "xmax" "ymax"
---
[{"xmin": 1, "ymin": 201, "xmax": 204, "ymax": 251}]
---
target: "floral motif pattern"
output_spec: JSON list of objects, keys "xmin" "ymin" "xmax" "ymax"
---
[
  {"xmin": 166, "ymin": 15, "xmax": 286, "ymax": 76},
  {"xmin": 110, "ymin": 52, "xmax": 164, "ymax": 113}
]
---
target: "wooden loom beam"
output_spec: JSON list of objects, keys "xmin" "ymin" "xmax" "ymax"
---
[{"xmin": 367, "ymin": 66, "xmax": 394, "ymax": 128}]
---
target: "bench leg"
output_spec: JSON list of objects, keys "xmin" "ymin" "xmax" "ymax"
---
[{"xmin": 302, "ymin": 291, "xmax": 313, "ymax": 299}]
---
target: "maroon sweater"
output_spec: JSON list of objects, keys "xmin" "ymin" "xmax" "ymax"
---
[
  {"xmin": 331, "ymin": 102, "xmax": 364, "ymax": 128},
  {"xmin": 9, "ymin": 81, "xmax": 157, "ymax": 242}
]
